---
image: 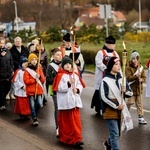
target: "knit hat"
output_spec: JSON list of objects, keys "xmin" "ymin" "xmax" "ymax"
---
[
  {"xmin": 130, "ymin": 50, "xmax": 140, "ymax": 61},
  {"xmin": 105, "ymin": 36, "xmax": 116, "ymax": 44},
  {"xmin": 63, "ymin": 33, "xmax": 71, "ymax": 42},
  {"xmin": 27, "ymin": 42, "xmax": 34, "ymax": 49},
  {"xmin": 20, "ymin": 55, "xmax": 28, "ymax": 67},
  {"xmin": 28, "ymin": 53, "xmax": 38, "ymax": 63},
  {"xmin": 103, "ymin": 56, "xmax": 120, "ymax": 72},
  {"xmin": 61, "ymin": 56, "xmax": 73, "ymax": 68},
  {"xmin": 5, "ymin": 42, "xmax": 12, "ymax": 49}
]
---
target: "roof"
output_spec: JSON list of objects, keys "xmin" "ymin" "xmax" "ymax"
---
[
  {"xmin": 80, "ymin": 7, "xmax": 99, "ymax": 17},
  {"xmin": 112, "ymin": 11, "xmax": 126, "ymax": 21},
  {"xmin": 79, "ymin": 15, "xmax": 104, "ymax": 26}
]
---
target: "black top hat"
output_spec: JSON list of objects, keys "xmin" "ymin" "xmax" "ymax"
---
[
  {"xmin": 105, "ymin": 36, "xmax": 116, "ymax": 44},
  {"xmin": 63, "ymin": 33, "xmax": 71, "ymax": 42}
]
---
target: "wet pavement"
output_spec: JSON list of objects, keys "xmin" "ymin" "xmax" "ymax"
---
[{"xmin": 0, "ymin": 72, "xmax": 150, "ymax": 150}]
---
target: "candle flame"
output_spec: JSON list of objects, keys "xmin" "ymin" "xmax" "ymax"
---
[
  {"xmin": 70, "ymin": 26, "xmax": 74, "ymax": 35},
  {"xmin": 122, "ymin": 41, "xmax": 126, "ymax": 50}
]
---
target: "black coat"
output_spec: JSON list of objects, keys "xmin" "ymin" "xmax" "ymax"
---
[
  {"xmin": 0, "ymin": 50, "xmax": 14, "ymax": 81},
  {"xmin": 10, "ymin": 45, "xmax": 29, "ymax": 71}
]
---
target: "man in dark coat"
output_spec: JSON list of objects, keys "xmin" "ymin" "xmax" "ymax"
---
[{"xmin": 10, "ymin": 36, "xmax": 29, "ymax": 71}]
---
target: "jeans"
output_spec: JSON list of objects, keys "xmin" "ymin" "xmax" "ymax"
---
[
  {"xmin": 106, "ymin": 119, "xmax": 120, "ymax": 150},
  {"xmin": 29, "ymin": 95, "xmax": 43, "ymax": 119},
  {"xmin": 52, "ymin": 95, "xmax": 58, "ymax": 129}
]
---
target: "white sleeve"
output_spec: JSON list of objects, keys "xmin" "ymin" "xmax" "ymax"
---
[{"xmin": 95, "ymin": 51, "xmax": 106, "ymax": 72}]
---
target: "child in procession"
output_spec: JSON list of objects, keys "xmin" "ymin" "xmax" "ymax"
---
[
  {"xmin": 46, "ymin": 48, "xmax": 62, "ymax": 136},
  {"xmin": 13, "ymin": 56, "xmax": 31, "ymax": 120},
  {"xmin": 100, "ymin": 56, "xmax": 133, "ymax": 150},
  {"xmin": 23, "ymin": 53, "xmax": 45, "ymax": 126},
  {"xmin": 125, "ymin": 50, "xmax": 147, "ymax": 124},
  {"xmin": 52, "ymin": 56, "xmax": 86, "ymax": 148}
]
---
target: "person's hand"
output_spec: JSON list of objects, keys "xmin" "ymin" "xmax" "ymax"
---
[
  {"xmin": 139, "ymin": 78, "xmax": 143, "ymax": 82},
  {"xmin": 36, "ymin": 74, "xmax": 40, "ymax": 79},
  {"xmin": 117, "ymin": 104, "xmax": 124, "ymax": 110},
  {"xmin": 75, "ymin": 59, "xmax": 80, "ymax": 64},
  {"xmin": 1, "ymin": 51, "xmax": 6, "ymax": 56},
  {"xmin": 121, "ymin": 86, "xmax": 126, "ymax": 93},
  {"xmin": 69, "ymin": 77, "xmax": 75, "ymax": 84},
  {"xmin": 36, "ymin": 78, "xmax": 40, "ymax": 82}
]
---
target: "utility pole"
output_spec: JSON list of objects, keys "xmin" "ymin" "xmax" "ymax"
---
[
  {"xmin": 13, "ymin": 1, "xmax": 19, "ymax": 33},
  {"xmin": 139, "ymin": 0, "xmax": 141, "ymax": 30}
]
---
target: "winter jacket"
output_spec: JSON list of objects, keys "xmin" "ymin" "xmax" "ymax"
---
[
  {"xmin": 23, "ymin": 65, "xmax": 45, "ymax": 96},
  {"xmin": 100, "ymin": 71, "xmax": 133, "ymax": 119},
  {"xmin": 0, "ymin": 49, "xmax": 14, "ymax": 81},
  {"xmin": 125, "ymin": 62, "xmax": 146, "ymax": 96},
  {"xmin": 10, "ymin": 45, "xmax": 29, "ymax": 71}
]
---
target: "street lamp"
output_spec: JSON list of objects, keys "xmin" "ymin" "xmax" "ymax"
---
[
  {"xmin": 39, "ymin": 11, "xmax": 42, "ymax": 31},
  {"xmin": 139, "ymin": 0, "xmax": 141, "ymax": 30},
  {"xmin": 13, "ymin": 1, "xmax": 19, "ymax": 33}
]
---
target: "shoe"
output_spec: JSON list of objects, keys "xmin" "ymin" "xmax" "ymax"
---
[
  {"xmin": 56, "ymin": 128, "xmax": 59, "ymax": 137},
  {"xmin": 32, "ymin": 118, "xmax": 39, "ymax": 126},
  {"xmin": 43, "ymin": 99, "xmax": 47, "ymax": 105},
  {"xmin": 139, "ymin": 117, "xmax": 147, "ymax": 124},
  {"xmin": 10, "ymin": 94, "xmax": 16, "ymax": 99},
  {"xmin": 6, "ymin": 93, "xmax": 10, "ymax": 99},
  {"xmin": 0, "ymin": 106, "xmax": 6, "ymax": 111},
  {"xmin": 103, "ymin": 140, "xmax": 111, "ymax": 150},
  {"xmin": 74, "ymin": 141, "xmax": 84, "ymax": 148}
]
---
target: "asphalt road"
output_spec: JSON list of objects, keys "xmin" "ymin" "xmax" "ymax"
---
[{"xmin": 0, "ymin": 72, "xmax": 150, "ymax": 150}]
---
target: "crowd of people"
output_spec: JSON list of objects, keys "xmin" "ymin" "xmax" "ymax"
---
[
  {"xmin": 0, "ymin": 33, "xmax": 86, "ymax": 149},
  {"xmin": 0, "ymin": 34, "xmax": 149, "ymax": 150}
]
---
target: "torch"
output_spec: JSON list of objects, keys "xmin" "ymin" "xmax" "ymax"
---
[
  {"xmin": 70, "ymin": 26, "xmax": 76, "ymax": 93},
  {"xmin": 122, "ymin": 41, "xmax": 127, "ymax": 99},
  {"xmin": 120, "ymin": 41, "xmax": 127, "ymax": 138},
  {"xmin": 35, "ymin": 38, "xmax": 43, "ymax": 99}
]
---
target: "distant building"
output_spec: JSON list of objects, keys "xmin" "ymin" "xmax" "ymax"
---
[
  {"xmin": 0, "ymin": 18, "xmax": 36, "ymax": 37},
  {"xmin": 74, "ymin": 7, "xmax": 126, "ymax": 31}
]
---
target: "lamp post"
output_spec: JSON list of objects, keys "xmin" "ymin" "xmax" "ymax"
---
[
  {"xmin": 13, "ymin": 1, "xmax": 19, "ymax": 33},
  {"xmin": 39, "ymin": 11, "xmax": 42, "ymax": 31},
  {"xmin": 139, "ymin": 0, "xmax": 141, "ymax": 30}
]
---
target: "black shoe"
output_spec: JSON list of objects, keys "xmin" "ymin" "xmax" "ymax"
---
[
  {"xmin": 43, "ymin": 99, "xmax": 47, "ymax": 105},
  {"xmin": 74, "ymin": 141, "xmax": 84, "ymax": 148},
  {"xmin": 103, "ymin": 140, "xmax": 111, "ymax": 150},
  {"xmin": 32, "ymin": 118, "xmax": 39, "ymax": 126}
]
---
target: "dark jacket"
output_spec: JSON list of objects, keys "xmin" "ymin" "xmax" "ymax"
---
[
  {"xmin": 10, "ymin": 45, "xmax": 28, "ymax": 71},
  {"xmin": 0, "ymin": 49, "xmax": 14, "ymax": 81},
  {"xmin": 46, "ymin": 60, "xmax": 61, "ymax": 95}
]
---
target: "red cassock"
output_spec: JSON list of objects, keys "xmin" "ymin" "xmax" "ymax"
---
[
  {"xmin": 58, "ymin": 108, "xmax": 82, "ymax": 145},
  {"xmin": 14, "ymin": 96, "xmax": 31, "ymax": 115}
]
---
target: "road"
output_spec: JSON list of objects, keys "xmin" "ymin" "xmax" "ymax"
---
[{"xmin": 0, "ymin": 72, "xmax": 150, "ymax": 150}]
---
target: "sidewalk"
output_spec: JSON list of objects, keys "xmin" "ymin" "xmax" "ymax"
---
[{"xmin": 0, "ymin": 118, "xmax": 53, "ymax": 150}]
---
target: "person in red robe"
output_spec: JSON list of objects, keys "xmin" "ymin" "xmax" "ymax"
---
[
  {"xmin": 52, "ymin": 56, "xmax": 86, "ymax": 148},
  {"xmin": 13, "ymin": 56, "xmax": 31, "ymax": 120}
]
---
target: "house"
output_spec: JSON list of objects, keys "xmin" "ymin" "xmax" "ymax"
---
[{"xmin": 74, "ymin": 7, "xmax": 126, "ymax": 30}]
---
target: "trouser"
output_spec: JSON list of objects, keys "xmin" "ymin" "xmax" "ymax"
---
[
  {"xmin": 106, "ymin": 119, "xmax": 120, "ymax": 150},
  {"xmin": 126, "ymin": 95, "xmax": 143, "ymax": 117},
  {"xmin": 52, "ymin": 95, "xmax": 58, "ymax": 129},
  {"xmin": 29, "ymin": 95, "xmax": 43, "ymax": 119},
  {"xmin": 0, "ymin": 80, "xmax": 11, "ymax": 107}
]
